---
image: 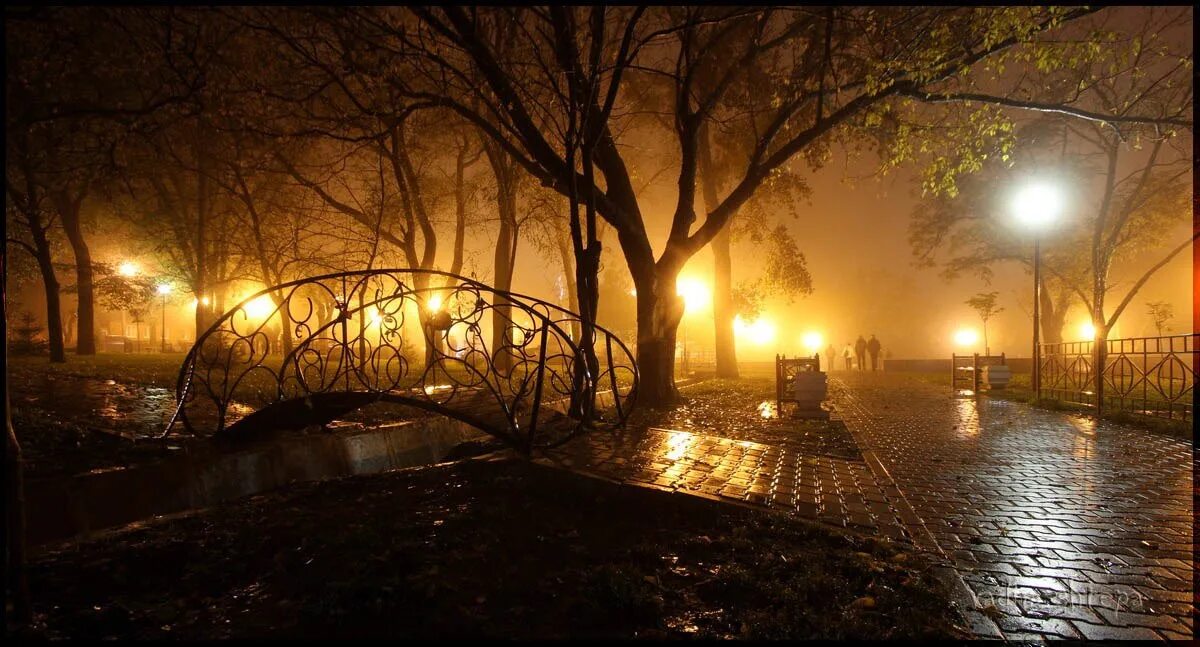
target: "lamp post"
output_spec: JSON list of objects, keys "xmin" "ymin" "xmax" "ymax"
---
[
  {"xmin": 156, "ymin": 283, "xmax": 172, "ymax": 353},
  {"xmin": 1011, "ymin": 183, "xmax": 1062, "ymax": 401}
]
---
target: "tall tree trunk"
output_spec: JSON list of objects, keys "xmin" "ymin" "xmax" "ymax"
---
[
  {"xmin": 194, "ymin": 124, "xmax": 210, "ymax": 339},
  {"xmin": 555, "ymin": 230, "xmax": 581, "ymax": 342},
  {"xmin": 56, "ymin": 190, "xmax": 96, "ymax": 355},
  {"xmin": 30, "ymin": 226, "xmax": 66, "ymax": 363},
  {"xmin": 633, "ymin": 263, "xmax": 686, "ymax": 406},
  {"xmin": 490, "ymin": 190, "xmax": 517, "ymax": 373},
  {"xmin": 710, "ymin": 228, "xmax": 737, "ymax": 378},
  {"xmin": 484, "ymin": 143, "xmax": 520, "ymax": 373},
  {"xmin": 698, "ymin": 122, "xmax": 738, "ymax": 378},
  {"xmin": 1039, "ymin": 280, "xmax": 1067, "ymax": 345}
]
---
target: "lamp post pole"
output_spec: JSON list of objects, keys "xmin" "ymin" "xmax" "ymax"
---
[
  {"xmin": 1032, "ymin": 238, "xmax": 1041, "ymax": 400},
  {"xmin": 160, "ymin": 292, "xmax": 167, "ymax": 353}
]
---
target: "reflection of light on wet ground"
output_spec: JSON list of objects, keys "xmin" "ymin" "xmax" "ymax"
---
[
  {"xmin": 757, "ymin": 401, "xmax": 778, "ymax": 419},
  {"xmin": 1067, "ymin": 415, "xmax": 1097, "ymax": 461},
  {"xmin": 664, "ymin": 430, "xmax": 696, "ymax": 462},
  {"xmin": 954, "ymin": 398, "xmax": 979, "ymax": 438}
]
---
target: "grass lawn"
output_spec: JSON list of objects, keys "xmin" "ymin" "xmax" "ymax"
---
[
  {"xmin": 19, "ymin": 457, "xmax": 967, "ymax": 640},
  {"xmin": 9, "ymin": 352, "xmax": 191, "ymax": 389}
]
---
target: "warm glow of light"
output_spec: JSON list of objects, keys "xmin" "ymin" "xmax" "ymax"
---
[
  {"xmin": 156, "ymin": 283, "xmax": 173, "ymax": 296},
  {"xmin": 1012, "ymin": 182, "xmax": 1063, "ymax": 230},
  {"xmin": 200, "ymin": 296, "xmax": 210, "ymax": 306},
  {"xmin": 427, "ymin": 295, "xmax": 443, "ymax": 313},
  {"xmin": 369, "ymin": 307, "xmax": 384, "ymax": 325},
  {"xmin": 802, "ymin": 331, "xmax": 823, "ymax": 353},
  {"xmin": 676, "ymin": 276, "xmax": 711, "ymax": 314},
  {"xmin": 628, "ymin": 288, "xmax": 637, "ymax": 297},
  {"xmin": 242, "ymin": 294, "xmax": 276, "ymax": 319},
  {"xmin": 663, "ymin": 431, "xmax": 695, "ymax": 462},
  {"xmin": 954, "ymin": 328, "xmax": 980, "ymax": 347},
  {"xmin": 1078, "ymin": 321, "xmax": 1096, "ymax": 341},
  {"xmin": 735, "ymin": 315, "xmax": 776, "ymax": 346},
  {"xmin": 117, "ymin": 261, "xmax": 139, "ymax": 277}
]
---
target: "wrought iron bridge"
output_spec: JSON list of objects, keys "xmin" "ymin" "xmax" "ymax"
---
[
  {"xmin": 166, "ymin": 270, "xmax": 638, "ymax": 453},
  {"xmin": 1039, "ymin": 333, "xmax": 1195, "ymax": 422}
]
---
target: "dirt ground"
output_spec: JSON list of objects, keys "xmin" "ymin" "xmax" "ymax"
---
[{"xmin": 17, "ymin": 457, "xmax": 968, "ymax": 640}]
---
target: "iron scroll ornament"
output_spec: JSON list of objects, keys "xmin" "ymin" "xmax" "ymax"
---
[{"xmin": 166, "ymin": 269, "xmax": 638, "ymax": 453}]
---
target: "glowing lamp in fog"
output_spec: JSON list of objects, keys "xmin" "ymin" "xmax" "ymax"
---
[
  {"xmin": 676, "ymin": 277, "xmax": 711, "ymax": 314},
  {"xmin": 156, "ymin": 283, "xmax": 173, "ymax": 296},
  {"xmin": 954, "ymin": 328, "xmax": 980, "ymax": 347},
  {"xmin": 427, "ymin": 294, "xmax": 444, "ymax": 313},
  {"xmin": 1011, "ymin": 182, "xmax": 1063, "ymax": 230},
  {"xmin": 118, "ymin": 261, "xmax": 139, "ymax": 277},
  {"xmin": 242, "ymin": 295, "xmax": 276, "ymax": 319},
  {"xmin": 802, "ymin": 331, "xmax": 823, "ymax": 353},
  {"xmin": 735, "ymin": 315, "xmax": 776, "ymax": 346},
  {"xmin": 1078, "ymin": 321, "xmax": 1096, "ymax": 341}
]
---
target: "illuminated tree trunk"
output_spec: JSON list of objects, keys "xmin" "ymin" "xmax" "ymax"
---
[
  {"xmin": 632, "ymin": 262, "xmax": 686, "ymax": 406},
  {"xmin": 56, "ymin": 188, "xmax": 96, "ymax": 355},
  {"xmin": 30, "ymin": 217, "xmax": 66, "ymax": 363},
  {"xmin": 556, "ymin": 230, "xmax": 581, "ymax": 342},
  {"xmin": 484, "ymin": 143, "xmax": 520, "ymax": 373},
  {"xmin": 1038, "ymin": 278, "xmax": 1068, "ymax": 345},
  {"xmin": 698, "ymin": 122, "xmax": 739, "ymax": 379}
]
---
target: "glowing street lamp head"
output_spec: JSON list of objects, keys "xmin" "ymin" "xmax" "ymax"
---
[
  {"xmin": 676, "ymin": 276, "xmax": 711, "ymax": 314},
  {"xmin": 118, "ymin": 261, "xmax": 139, "ymax": 277},
  {"xmin": 243, "ymin": 294, "xmax": 276, "ymax": 319},
  {"xmin": 156, "ymin": 283, "xmax": 173, "ymax": 296},
  {"xmin": 1011, "ymin": 182, "xmax": 1063, "ymax": 230},
  {"xmin": 954, "ymin": 328, "xmax": 980, "ymax": 347},
  {"xmin": 427, "ymin": 294, "xmax": 443, "ymax": 313},
  {"xmin": 1078, "ymin": 321, "xmax": 1096, "ymax": 341},
  {"xmin": 735, "ymin": 315, "xmax": 776, "ymax": 346},
  {"xmin": 802, "ymin": 331, "xmax": 823, "ymax": 353}
]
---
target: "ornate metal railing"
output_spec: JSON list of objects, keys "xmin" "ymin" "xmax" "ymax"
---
[
  {"xmin": 1040, "ymin": 333, "xmax": 1195, "ymax": 422},
  {"xmin": 166, "ymin": 269, "xmax": 638, "ymax": 452}
]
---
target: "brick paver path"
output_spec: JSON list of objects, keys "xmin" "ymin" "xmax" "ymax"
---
[
  {"xmin": 544, "ymin": 373, "xmax": 1194, "ymax": 641},
  {"xmin": 541, "ymin": 424, "xmax": 921, "ymax": 544},
  {"xmin": 833, "ymin": 372, "xmax": 1194, "ymax": 641}
]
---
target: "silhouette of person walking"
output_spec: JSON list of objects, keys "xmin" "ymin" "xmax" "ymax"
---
[
  {"xmin": 825, "ymin": 343, "xmax": 836, "ymax": 371},
  {"xmin": 854, "ymin": 335, "xmax": 867, "ymax": 372},
  {"xmin": 867, "ymin": 334, "xmax": 882, "ymax": 371},
  {"xmin": 842, "ymin": 342, "xmax": 853, "ymax": 371}
]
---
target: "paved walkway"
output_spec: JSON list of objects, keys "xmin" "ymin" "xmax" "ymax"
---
[
  {"xmin": 542, "ymin": 372, "xmax": 1194, "ymax": 641},
  {"xmin": 834, "ymin": 372, "xmax": 1194, "ymax": 641}
]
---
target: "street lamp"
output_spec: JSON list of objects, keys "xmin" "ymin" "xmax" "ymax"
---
[
  {"xmin": 954, "ymin": 328, "xmax": 980, "ymax": 348},
  {"xmin": 1011, "ymin": 182, "xmax": 1063, "ymax": 399},
  {"xmin": 156, "ymin": 282, "xmax": 172, "ymax": 352}
]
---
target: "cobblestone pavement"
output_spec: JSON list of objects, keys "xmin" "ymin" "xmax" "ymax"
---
[
  {"xmin": 542, "ymin": 424, "xmax": 920, "ymax": 545},
  {"xmin": 832, "ymin": 372, "xmax": 1194, "ymax": 641},
  {"xmin": 542, "ymin": 374, "xmax": 1194, "ymax": 640}
]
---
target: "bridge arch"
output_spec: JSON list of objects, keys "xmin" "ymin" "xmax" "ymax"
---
[{"xmin": 168, "ymin": 269, "xmax": 637, "ymax": 452}]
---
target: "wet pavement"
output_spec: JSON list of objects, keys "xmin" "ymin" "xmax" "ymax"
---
[
  {"xmin": 542, "ymin": 379, "xmax": 932, "ymax": 547},
  {"xmin": 835, "ymin": 372, "xmax": 1194, "ymax": 641},
  {"xmin": 545, "ymin": 373, "xmax": 1194, "ymax": 641}
]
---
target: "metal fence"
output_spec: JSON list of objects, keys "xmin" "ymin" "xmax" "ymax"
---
[{"xmin": 1039, "ymin": 333, "xmax": 1196, "ymax": 422}]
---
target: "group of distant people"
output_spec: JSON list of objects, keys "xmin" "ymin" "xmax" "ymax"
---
[{"xmin": 823, "ymin": 335, "xmax": 883, "ymax": 371}]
